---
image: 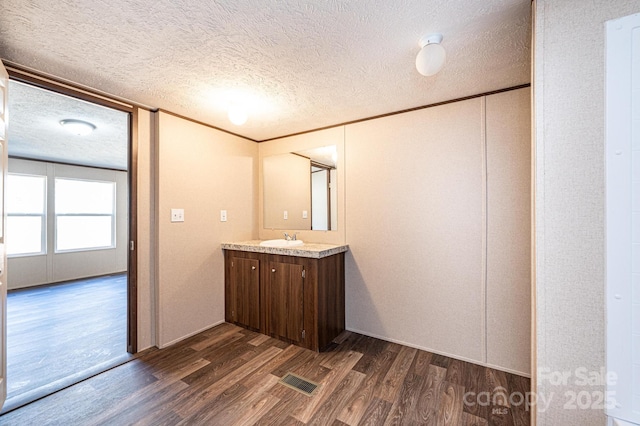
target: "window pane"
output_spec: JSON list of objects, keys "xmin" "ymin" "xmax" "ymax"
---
[
  {"xmin": 56, "ymin": 216, "xmax": 113, "ymax": 251},
  {"xmin": 7, "ymin": 216, "xmax": 43, "ymax": 255},
  {"xmin": 7, "ymin": 174, "xmax": 46, "ymax": 214},
  {"xmin": 55, "ymin": 179, "xmax": 115, "ymax": 214}
]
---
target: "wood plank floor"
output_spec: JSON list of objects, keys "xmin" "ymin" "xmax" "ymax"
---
[
  {"xmin": 6, "ymin": 274, "xmax": 129, "ymax": 402},
  {"xmin": 0, "ymin": 323, "xmax": 531, "ymax": 425}
]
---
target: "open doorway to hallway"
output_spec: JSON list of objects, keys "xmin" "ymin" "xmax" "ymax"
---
[
  {"xmin": 6, "ymin": 274, "xmax": 128, "ymax": 401},
  {"xmin": 2, "ymin": 79, "xmax": 133, "ymax": 411}
]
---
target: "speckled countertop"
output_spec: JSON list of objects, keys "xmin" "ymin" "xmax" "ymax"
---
[{"xmin": 221, "ymin": 240, "xmax": 349, "ymax": 259}]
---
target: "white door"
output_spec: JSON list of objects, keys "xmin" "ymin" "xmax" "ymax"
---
[
  {"xmin": 0, "ymin": 61, "xmax": 9, "ymax": 408},
  {"xmin": 606, "ymin": 11, "xmax": 640, "ymax": 426}
]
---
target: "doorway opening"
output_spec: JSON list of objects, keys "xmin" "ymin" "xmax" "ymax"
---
[{"xmin": 1, "ymin": 74, "xmax": 137, "ymax": 412}]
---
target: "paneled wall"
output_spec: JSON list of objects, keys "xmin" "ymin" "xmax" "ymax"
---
[
  {"xmin": 345, "ymin": 98, "xmax": 487, "ymax": 364},
  {"xmin": 261, "ymin": 88, "xmax": 531, "ymax": 375},
  {"xmin": 7, "ymin": 158, "xmax": 128, "ymax": 289},
  {"xmin": 155, "ymin": 111, "xmax": 258, "ymax": 347},
  {"xmin": 485, "ymin": 90, "xmax": 531, "ymax": 374}
]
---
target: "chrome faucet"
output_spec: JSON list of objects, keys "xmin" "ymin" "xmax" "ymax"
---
[
  {"xmin": 284, "ymin": 232, "xmax": 291, "ymax": 241},
  {"xmin": 283, "ymin": 232, "xmax": 298, "ymax": 241}
]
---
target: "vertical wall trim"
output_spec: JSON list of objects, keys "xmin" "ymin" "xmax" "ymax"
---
[
  {"xmin": 342, "ymin": 125, "xmax": 347, "ymax": 243},
  {"xmin": 533, "ymin": 1, "xmax": 546, "ymax": 423},
  {"xmin": 46, "ymin": 163, "xmax": 54, "ymax": 283},
  {"xmin": 481, "ymin": 96, "xmax": 488, "ymax": 364},
  {"xmin": 149, "ymin": 111, "xmax": 157, "ymax": 348},
  {"xmin": 152, "ymin": 111, "xmax": 161, "ymax": 348},
  {"xmin": 530, "ymin": 2, "xmax": 538, "ymax": 425}
]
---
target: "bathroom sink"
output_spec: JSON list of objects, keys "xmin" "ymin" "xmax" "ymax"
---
[{"xmin": 259, "ymin": 239, "xmax": 304, "ymax": 248}]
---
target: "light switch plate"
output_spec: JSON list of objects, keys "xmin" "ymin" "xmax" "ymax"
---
[
  {"xmin": 220, "ymin": 210, "xmax": 227, "ymax": 222},
  {"xmin": 171, "ymin": 208, "xmax": 184, "ymax": 222},
  {"xmin": 302, "ymin": 210, "xmax": 308, "ymax": 219},
  {"xmin": 283, "ymin": 210, "xmax": 288, "ymax": 220}
]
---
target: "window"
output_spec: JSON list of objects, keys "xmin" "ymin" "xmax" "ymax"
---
[
  {"xmin": 7, "ymin": 174, "xmax": 47, "ymax": 256},
  {"xmin": 55, "ymin": 178, "xmax": 116, "ymax": 252}
]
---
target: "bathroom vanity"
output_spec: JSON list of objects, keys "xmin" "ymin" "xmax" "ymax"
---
[{"xmin": 221, "ymin": 241, "xmax": 348, "ymax": 351}]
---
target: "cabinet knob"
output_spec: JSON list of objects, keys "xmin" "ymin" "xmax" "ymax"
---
[
  {"xmin": 251, "ymin": 266, "xmax": 256, "ymax": 270},
  {"xmin": 271, "ymin": 269, "xmax": 276, "ymax": 273}
]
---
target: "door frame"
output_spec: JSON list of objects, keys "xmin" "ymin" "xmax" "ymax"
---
[{"xmin": 5, "ymin": 64, "xmax": 140, "ymax": 353}]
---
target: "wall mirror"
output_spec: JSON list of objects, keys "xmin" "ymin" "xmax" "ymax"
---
[{"xmin": 263, "ymin": 145, "xmax": 337, "ymax": 231}]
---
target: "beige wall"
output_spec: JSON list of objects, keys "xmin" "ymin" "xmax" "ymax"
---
[
  {"xmin": 345, "ymin": 98, "xmax": 486, "ymax": 364},
  {"xmin": 344, "ymin": 89, "xmax": 531, "ymax": 375},
  {"xmin": 263, "ymin": 153, "xmax": 310, "ymax": 230},
  {"xmin": 155, "ymin": 111, "xmax": 258, "ymax": 347},
  {"xmin": 136, "ymin": 108, "xmax": 154, "ymax": 351},
  {"xmin": 486, "ymin": 89, "xmax": 531, "ymax": 374},
  {"xmin": 7, "ymin": 158, "xmax": 128, "ymax": 290},
  {"xmin": 533, "ymin": 1, "xmax": 640, "ymax": 424}
]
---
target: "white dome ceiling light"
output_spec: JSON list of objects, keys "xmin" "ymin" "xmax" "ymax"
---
[
  {"xmin": 228, "ymin": 104, "xmax": 248, "ymax": 126},
  {"xmin": 415, "ymin": 33, "xmax": 446, "ymax": 77},
  {"xmin": 59, "ymin": 119, "xmax": 96, "ymax": 136}
]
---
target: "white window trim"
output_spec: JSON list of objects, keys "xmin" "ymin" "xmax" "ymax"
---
[
  {"xmin": 7, "ymin": 173, "xmax": 47, "ymax": 258},
  {"xmin": 54, "ymin": 177, "xmax": 117, "ymax": 254}
]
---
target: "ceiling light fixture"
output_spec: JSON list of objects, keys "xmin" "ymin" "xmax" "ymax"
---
[
  {"xmin": 415, "ymin": 33, "xmax": 446, "ymax": 77},
  {"xmin": 228, "ymin": 104, "xmax": 248, "ymax": 126},
  {"xmin": 59, "ymin": 119, "xmax": 96, "ymax": 136}
]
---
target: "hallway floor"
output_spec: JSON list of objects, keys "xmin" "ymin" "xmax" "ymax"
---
[{"xmin": 5, "ymin": 274, "xmax": 130, "ymax": 409}]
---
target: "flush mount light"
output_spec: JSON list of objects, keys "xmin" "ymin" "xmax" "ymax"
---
[
  {"xmin": 228, "ymin": 104, "xmax": 248, "ymax": 126},
  {"xmin": 415, "ymin": 33, "xmax": 446, "ymax": 77},
  {"xmin": 59, "ymin": 119, "xmax": 96, "ymax": 136}
]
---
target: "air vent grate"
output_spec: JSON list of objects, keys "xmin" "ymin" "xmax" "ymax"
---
[{"xmin": 278, "ymin": 372, "xmax": 319, "ymax": 396}]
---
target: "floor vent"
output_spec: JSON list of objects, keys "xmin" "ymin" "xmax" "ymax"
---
[{"xmin": 278, "ymin": 372, "xmax": 319, "ymax": 396}]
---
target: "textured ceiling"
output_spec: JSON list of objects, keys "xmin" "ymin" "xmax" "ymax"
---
[
  {"xmin": 8, "ymin": 80, "xmax": 129, "ymax": 170},
  {"xmin": 0, "ymin": 0, "xmax": 531, "ymax": 141}
]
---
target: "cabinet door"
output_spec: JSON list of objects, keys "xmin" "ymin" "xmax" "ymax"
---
[
  {"xmin": 268, "ymin": 261, "xmax": 304, "ymax": 344},
  {"xmin": 230, "ymin": 257, "xmax": 260, "ymax": 330}
]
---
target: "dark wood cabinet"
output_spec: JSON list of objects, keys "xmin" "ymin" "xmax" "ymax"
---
[
  {"xmin": 226, "ymin": 256, "xmax": 260, "ymax": 331},
  {"xmin": 267, "ymin": 261, "xmax": 304, "ymax": 344},
  {"xmin": 224, "ymin": 249, "xmax": 345, "ymax": 351}
]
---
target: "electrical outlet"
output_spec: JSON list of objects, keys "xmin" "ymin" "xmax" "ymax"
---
[
  {"xmin": 220, "ymin": 210, "xmax": 227, "ymax": 222},
  {"xmin": 302, "ymin": 210, "xmax": 308, "ymax": 219},
  {"xmin": 283, "ymin": 210, "xmax": 288, "ymax": 220},
  {"xmin": 171, "ymin": 208, "xmax": 184, "ymax": 222}
]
